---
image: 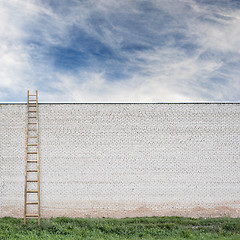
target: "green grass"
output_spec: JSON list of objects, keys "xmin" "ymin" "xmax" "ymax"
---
[{"xmin": 0, "ymin": 216, "xmax": 240, "ymax": 239}]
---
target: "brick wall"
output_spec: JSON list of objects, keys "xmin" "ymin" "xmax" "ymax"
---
[{"xmin": 0, "ymin": 103, "xmax": 239, "ymax": 218}]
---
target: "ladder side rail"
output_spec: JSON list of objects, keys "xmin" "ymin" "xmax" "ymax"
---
[
  {"xmin": 24, "ymin": 90, "xmax": 29, "ymax": 225},
  {"xmin": 36, "ymin": 90, "xmax": 40, "ymax": 226}
]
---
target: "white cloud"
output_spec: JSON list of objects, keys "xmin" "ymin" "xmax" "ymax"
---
[{"xmin": 45, "ymin": 70, "xmax": 193, "ymax": 103}]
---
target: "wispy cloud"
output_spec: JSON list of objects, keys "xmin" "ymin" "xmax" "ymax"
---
[{"xmin": 0, "ymin": 0, "xmax": 239, "ymax": 102}]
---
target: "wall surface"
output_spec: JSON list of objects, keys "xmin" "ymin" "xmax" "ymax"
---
[{"xmin": 0, "ymin": 103, "xmax": 240, "ymax": 218}]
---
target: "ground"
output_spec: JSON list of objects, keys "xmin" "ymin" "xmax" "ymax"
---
[{"xmin": 0, "ymin": 216, "xmax": 240, "ymax": 239}]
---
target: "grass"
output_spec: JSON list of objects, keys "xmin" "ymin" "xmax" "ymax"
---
[{"xmin": 0, "ymin": 216, "xmax": 240, "ymax": 239}]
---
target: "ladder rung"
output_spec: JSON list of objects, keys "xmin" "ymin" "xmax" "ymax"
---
[
  {"xmin": 28, "ymin": 117, "xmax": 36, "ymax": 118},
  {"xmin": 26, "ymin": 202, "xmax": 38, "ymax": 205},
  {"xmin": 27, "ymin": 180, "xmax": 38, "ymax": 182},
  {"xmin": 27, "ymin": 160, "xmax": 37, "ymax": 163},
  {"xmin": 27, "ymin": 170, "xmax": 37, "ymax": 172},
  {"xmin": 28, "ymin": 111, "xmax": 36, "ymax": 112},
  {"xmin": 28, "ymin": 144, "xmax": 37, "ymax": 146},
  {"xmin": 29, "ymin": 95, "xmax": 37, "ymax": 96},
  {"xmin": 27, "ymin": 152, "xmax": 37, "ymax": 154},
  {"xmin": 29, "ymin": 136, "xmax": 37, "ymax": 138},
  {"xmin": 26, "ymin": 215, "xmax": 38, "ymax": 218},
  {"xmin": 29, "ymin": 100, "xmax": 36, "ymax": 101},
  {"xmin": 26, "ymin": 190, "xmax": 38, "ymax": 193},
  {"xmin": 29, "ymin": 105, "xmax": 36, "ymax": 106},
  {"xmin": 28, "ymin": 123, "xmax": 37, "ymax": 124},
  {"xmin": 28, "ymin": 129, "xmax": 37, "ymax": 131}
]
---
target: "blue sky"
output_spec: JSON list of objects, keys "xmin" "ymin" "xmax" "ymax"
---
[{"xmin": 0, "ymin": 0, "xmax": 239, "ymax": 102}]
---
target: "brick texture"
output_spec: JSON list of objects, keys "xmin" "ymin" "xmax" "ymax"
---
[{"xmin": 0, "ymin": 103, "xmax": 240, "ymax": 218}]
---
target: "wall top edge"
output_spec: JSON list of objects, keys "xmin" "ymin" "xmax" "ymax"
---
[{"xmin": 1, "ymin": 102, "xmax": 240, "ymax": 105}]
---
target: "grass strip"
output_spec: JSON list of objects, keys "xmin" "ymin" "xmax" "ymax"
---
[{"xmin": 0, "ymin": 216, "xmax": 240, "ymax": 239}]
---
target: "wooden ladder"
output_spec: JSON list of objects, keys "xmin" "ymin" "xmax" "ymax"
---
[{"xmin": 24, "ymin": 90, "xmax": 40, "ymax": 225}]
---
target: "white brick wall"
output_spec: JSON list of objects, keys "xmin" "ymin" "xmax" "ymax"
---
[{"xmin": 0, "ymin": 103, "xmax": 240, "ymax": 218}]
